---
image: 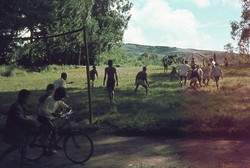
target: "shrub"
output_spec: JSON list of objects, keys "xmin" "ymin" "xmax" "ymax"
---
[{"xmin": 0, "ymin": 65, "xmax": 27, "ymax": 77}]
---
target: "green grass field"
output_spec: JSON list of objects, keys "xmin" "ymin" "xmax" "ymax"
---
[{"xmin": 1, "ymin": 64, "xmax": 250, "ymax": 137}]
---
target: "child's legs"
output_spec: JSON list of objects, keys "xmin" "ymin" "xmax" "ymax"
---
[
  {"xmin": 198, "ymin": 78, "xmax": 202, "ymax": 86},
  {"xmin": 37, "ymin": 117, "xmax": 55, "ymax": 146},
  {"xmin": 141, "ymin": 82, "xmax": 148, "ymax": 93},
  {"xmin": 134, "ymin": 85, "xmax": 139, "ymax": 92},
  {"xmin": 108, "ymin": 87, "xmax": 114, "ymax": 102},
  {"xmin": 46, "ymin": 120, "xmax": 57, "ymax": 146},
  {"xmin": 18, "ymin": 141, "xmax": 27, "ymax": 165},
  {"xmin": 175, "ymin": 75, "xmax": 180, "ymax": 80},
  {"xmin": 180, "ymin": 76, "xmax": 184, "ymax": 82},
  {"xmin": 214, "ymin": 76, "xmax": 220, "ymax": 88},
  {"xmin": 107, "ymin": 79, "xmax": 115, "ymax": 102},
  {"xmin": 181, "ymin": 76, "xmax": 187, "ymax": 85}
]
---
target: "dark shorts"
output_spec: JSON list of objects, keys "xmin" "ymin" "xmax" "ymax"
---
[
  {"xmin": 37, "ymin": 116, "xmax": 56, "ymax": 132},
  {"xmin": 107, "ymin": 78, "xmax": 115, "ymax": 90},
  {"xmin": 213, "ymin": 76, "xmax": 220, "ymax": 82}
]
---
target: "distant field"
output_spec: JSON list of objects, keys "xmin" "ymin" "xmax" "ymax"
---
[{"xmin": 0, "ymin": 64, "xmax": 250, "ymax": 137}]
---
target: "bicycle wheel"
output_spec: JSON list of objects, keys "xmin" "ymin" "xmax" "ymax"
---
[
  {"xmin": 63, "ymin": 132, "xmax": 93, "ymax": 164},
  {"xmin": 25, "ymin": 134, "xmax": 44, "ymax": 161},
  {"xmin": 0, "ymin": 145, "xmax": 19, "ymax": 167}
]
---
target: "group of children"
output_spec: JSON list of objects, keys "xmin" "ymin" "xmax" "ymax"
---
[
  {"xmin": 2, "ymin": 74, "xmax": 72, "ymax": 167},
  {"xmin": 37, "ymin": 73, "xmax": 71, "ymax": 155},
  {"xmin": 170, "ymin": 58, "xmax": 223, "ymax": 90}
]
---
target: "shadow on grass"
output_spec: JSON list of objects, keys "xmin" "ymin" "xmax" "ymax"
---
[{"xmin": 1, "ymin": 69, "xmax": 250, "ymax": 140}]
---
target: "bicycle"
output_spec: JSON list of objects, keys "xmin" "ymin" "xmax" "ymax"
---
[
  {"xmin": 26, "ymin": 110, "xmax": 93, "ymax": 164},
  {"xmin": 0, "ymin": 110, "xmax": 94, "ymax": 166}
]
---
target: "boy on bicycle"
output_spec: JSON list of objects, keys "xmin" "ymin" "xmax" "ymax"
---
[
  {"xmin": 38, "ymin": 84, "xmax": 55, "ymax": 106},
  {"xmin": 38, "ymin": 87, "xmax": 71, "ymax": 155}
]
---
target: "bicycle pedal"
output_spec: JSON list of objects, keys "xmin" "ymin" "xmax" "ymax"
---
[{"xmin": 54, "ymin": 145, "xmax": 63, "ymax": 150}]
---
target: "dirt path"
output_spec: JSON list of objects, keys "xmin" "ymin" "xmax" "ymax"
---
[{"xmin": 1, "ymin": 131, "xmax": 250, "ymax": 168}]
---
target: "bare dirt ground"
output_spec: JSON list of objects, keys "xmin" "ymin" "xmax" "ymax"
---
[{"xmin": 1, "ymin": 130, "xmax": 250, "ymax": 168}]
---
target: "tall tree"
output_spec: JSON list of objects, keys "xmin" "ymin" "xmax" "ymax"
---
[
  {"xmin": 1, "ymin": 0, "xmax": 132, "ymax": 66},
  {"xmin": 92, "ymin": 0, "xmax": 132, "ymax": 63},
  {"xmin": 0, "ymin": 0, "xmax": 54, "ymax": 66},
  {"xmin": 231, "ymin": 0, "xmax": 250, "ymax": 59}
]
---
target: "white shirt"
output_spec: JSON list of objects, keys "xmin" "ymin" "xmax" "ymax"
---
[
  {"xmin": 38, "ymin": 95, "xmax": 69, "ymax": 119},
  {"xmin": 211, "ymin": 66, "xmax": 223, "ymax": 77},
  {"xmin": 54, "ymin": 78, "xmax": 66, "ymax": 89},
  {"xmin": 197, "ymin": 68, "xmax": 203, "ymax": 77},
  {"xmin": 179, "ymin": 64, "xmax": 191, "ymax": 76},
  {"xmin": 202, "ymin": 66, "xmax": 212, "ymax": 76}
]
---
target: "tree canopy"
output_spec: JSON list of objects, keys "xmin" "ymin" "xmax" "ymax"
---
[
  {"xmin": 231, "ymin": 0, "xmax": 250, "ymax": 56},
  {"xmin": 0, "ymin": 0, "xmax": 132, "ymax": 67}
]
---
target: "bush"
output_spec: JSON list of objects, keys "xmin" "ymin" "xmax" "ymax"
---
[
  {"xmin": 40, "ymin": 65, "xmax": 80, "ymax": 73},
  {"xmin": 0, "ymin": 65, "xmax": 27, "ymax": 77}
]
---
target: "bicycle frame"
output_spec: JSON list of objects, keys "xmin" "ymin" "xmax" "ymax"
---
[
  {"xmin": 2, "ymin": 111, "xmax": 94, "ymax": 165},
  {"xmin": 53, "ymin": 117, "xmax": 74, "ymax": 145},
  {"xmin": 29, "ymin": 115, "xmax": 74, "ymax": 149}
]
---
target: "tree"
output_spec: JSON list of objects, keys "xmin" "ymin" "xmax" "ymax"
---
[
  {"xmin": 224, "ymin": 43, "xmax": 234, "ymax": 53},
  {"xmin": 42, "ymin": 0, "xmax": 132, "ymax": 65},
  {"xmin": 231, "ymin": 0, "xmax": 250, "ymax": 61},
  {"xmin": 0, "ymin": 0, "xmax": 133, "ymax": 66},
  {"xmin": 91, "ymin": 0, "xmax": 132, "ymax": 62},
  {"xmin": 0, "ymin": 0, "xmax": 54, "ymax": 66},
  {"xmin": 224, "ymin": 43, "xmax": 236, "ymax": 64}
]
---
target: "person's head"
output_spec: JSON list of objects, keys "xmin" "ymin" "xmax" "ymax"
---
[
  {"xmin": 108, "ymin": 60, "xmax": 113, "ymax": 67},
  {"xmin": 93, "ymin": 65, "xmax": 96, "ymax": 70},
  {"xmin": 61, "ymin": 72, "xmax": 67, "ymax": 81},
  {"xmin": 184, "ymin": 60, "xmax": 188, "ymax": 64},
  {"xmin": 143, "ymin": 66, "xmax": 147, "ymax": 71},
  {"xmin": 46, "ymin": 84, "xmax": 55, "ymax": 95},
  {"xmin": 18, "ymin": 89, "xmax": 30, "ymax": 105},
  {"xmin": 191, "ymin": 64, "xmax": 196, "ymax": 70},
  {"xmin": 172, "ymin": 66, "xmax": 176, "ymax": 70},
  {"xmin": 215, "ymin": 63, "xmax": 219, "ymax": 66},
  {"xmin": 54, "ymin": 87, "xmax": 67, "ymax": 101}
]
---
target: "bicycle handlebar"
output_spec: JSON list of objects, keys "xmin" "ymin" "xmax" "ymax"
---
[{"xmin": 58, "ymin": 110, "xmax": 74, "ymax": 118}]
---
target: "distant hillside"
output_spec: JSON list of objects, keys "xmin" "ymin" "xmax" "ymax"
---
[{"xmin": 123, "ymin": 43, "xmax": 239, "ymax": 64}]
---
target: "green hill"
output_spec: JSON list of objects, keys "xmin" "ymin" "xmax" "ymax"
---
[{"xmin": 123, "ymin": 43, "xmax": 239, "ymax": 65}]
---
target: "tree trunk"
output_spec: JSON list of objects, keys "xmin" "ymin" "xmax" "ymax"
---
[
  {"xmin": 78, "ymin": 46, "xmax": 81, "ymax": 65},
  {"xmin": 29, "ymin": 29, "xmax": 34, "ymax": 68}
]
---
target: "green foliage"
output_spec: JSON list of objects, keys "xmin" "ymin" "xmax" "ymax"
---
[
  {"xmin": 99, "ymin": 46, "xmax": 162, "ymax": 66},
  {"xmin": 0, "ymin": 0, "xmax": 133, "ymax": 66},
  {"xmin": 0, "ymin": 65, "xmax": 27, "ymax": 77},
  {"xmin": 40, "ymin": 65, "xmax": 79, "ymax": 73},
  {"xmin": 137, "ymin": 53, "xmax": 161, "ymax": 66},
  {"xmin": 230, "ymin": 0, "xmax": 250, "ymax": 58},
  {"xmin": 124, "ymin": 44, "xmax": 179, "ymax": 57},
  {"xmin": 100, "ymin": 45, "xmax": 139, "ymax": 66}
]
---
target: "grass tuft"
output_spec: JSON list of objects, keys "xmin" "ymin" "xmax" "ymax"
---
[{"xmin": 0, "ymin": 64, "xmax": 250, "ymax": 137}]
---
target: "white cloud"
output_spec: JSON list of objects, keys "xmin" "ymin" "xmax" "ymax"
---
[
  {"xmin": 189, "ymin": 0, "xmax": 241, "ymax": 8},
  {"xmin": 221, "ymin": 0, "xmax": 241, "ymax": 8},
  {"xmin": 192, "ymin": 0, "xmax": 211, "ymax": 8},
  {"xmin": 123, "ymin": 26, "xmax": 147, "ymax": 44},
  {"xmin": 124, "ymin": 0, "xmax": 213, "ymax": 50}
]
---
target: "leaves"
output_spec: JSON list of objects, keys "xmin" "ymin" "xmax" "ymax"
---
[
  {"xmin": 231, "ymin": 0, "xmax": 250, "ymax": 55},
  {"xmin": 1, "ymin": 0, "xmax": 132, "ymax": 66}
]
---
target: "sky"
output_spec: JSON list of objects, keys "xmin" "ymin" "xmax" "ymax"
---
[{"xmin": 123, "ymin": 0, "xmax": 242, "ymax": 51}]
